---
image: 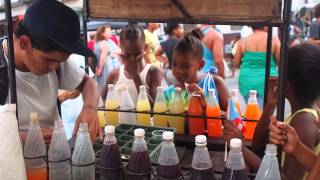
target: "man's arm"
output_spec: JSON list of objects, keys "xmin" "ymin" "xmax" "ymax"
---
[
  {"xmin": 212, "ymin": 33, "xmax": 225, "ymax": 78},
  {"xmin": 74, "ymin": 74, "xmax": 101, "ymax": 142}
]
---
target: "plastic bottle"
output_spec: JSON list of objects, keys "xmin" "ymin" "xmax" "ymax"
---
[
  {"xmin": 191, "ymin": 135, "xmax": 215, "ymax": 180},
  {"xmin": 255, "ymin": 144, "xmax": 281, "ymax": 180},
  {"xmin": 231, "ymin": 89, "xmax": 242, "ymax": 116},
  {"xmin": 24, "ymin": 112, "xmax": 47, "ymax": 180},
  {"xmin": 0, "ymin": 104, "xmax": 27, "ymax": 180},
  {"xmin": 98, "ymin": 125, "xmax": 123, "ymax": 180},
  {"xmin": 244, "ymin": 90, "xmax": 261, "ymax": 139},
  {"xmin": 222, "ymin": 138, "xmax": 248, "ymax": 180},
  {"xmin": 136, "ymin": 85, "xmax": 151, "ymax": 126},
  {"xmin": 206, "ymin": 89, "xmax": 222, "ymax": 137},
  {"xmin": 126, "ymin": 128, "xmax": 152, "ymax": 180},
  {"xmin": 153, "ymin": 87, "xmax": 169, "ymax": 127},
  {"xmin": 156, "ymin": 131, "xmax": 182, "ymax": 179},
  {"xmin": 119, "ymin": 89, "xmax": 136, "ymax": 124},
  {"xmin": 72, "ymin": 123, "xmax": 95, "ymax": 180},
  {"xmin": 169, "ymin": 87, "xmax": 185, "ymax": 134},
  {"xmin": 105, "ymin": 84, "xmax": 120, "ymax": 126},
  {"xmin": 48, "ymin": 120, "xmax": 71, "ymax": 180},
  {"xmin": 188, "ymin": 94, "xmax": 205, "ymax": 135}
]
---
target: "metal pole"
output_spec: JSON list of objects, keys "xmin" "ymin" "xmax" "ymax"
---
[
  {"xmin": 276, "ymin": 0, "xmax": 292, "ymax": 122},
  {"xmin": 4, "ymin": 0, "xmax": 17, "ymax": 107},
  {"xmin": 263, "ymin": 26, "xmax": 273, "ymax": 107},
  {"xmin": 82, "ymin": 0, "xmax": 89, "ymax": 74}
]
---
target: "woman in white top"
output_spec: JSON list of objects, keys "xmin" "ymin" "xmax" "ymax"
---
[{"xmin": 101, "ymin": 24, "xmax": 163, "ymax": 107}]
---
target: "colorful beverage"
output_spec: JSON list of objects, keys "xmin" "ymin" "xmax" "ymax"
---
[
  {"xmin": 137, "ymin": 85, "xmax": 151, "ymax": 126},
  {"xmin": 191, "ymin": 167, "xmax": 215, "ymax": 180},
  {"xmin": 126, "ymin": 151, "xmax": 152, "ymax": 180},
  {"xmin": 156, "ymin": 164, "xmax": 182, "ymax": 179},
  {"xmin": 206, "ymin": 89, "xmax": 222, "ymax": 137},
  {"xmin": 231, "ymin": 89, "xmax": 242, "ymax": 117},
  {"xmin": 169, "ymin": 87, "xmax": 185, "ymax": 134},
  {"xmin": 98, "ymin": 110, "xmax": 106, "ymax": 127},
  {"xmin": 188, "ymin": 94, "xmax": 205, "ymax": 135},
  {"xmin": 99, "ymin": 144, "xmax": 123, "ymax": 180},
  {"xmin": 27, "ymin": 167, "xmax": 47, "ymax": 180},
  {"xmin": 105, "ymin": 84, "xmax": 120, "ymax": 126},
  {"xmin": 105, "ymin": 100, "xmax": 119, "ymax": 126},
  {"xmin": 244, "ymin": 103, "xmax": 260, "ymax": 140},
  {"xmin": 153, "ymin": 102, "xmax": 169, "ymax": 127}
]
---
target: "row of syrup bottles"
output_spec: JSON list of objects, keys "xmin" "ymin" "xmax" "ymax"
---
[
  {"xmin": 23, "ymin": 112, "xmax": 95, "ymax": 180},
  {"xmin": 105, "ymin": 84, "xmax": 186, "ymax": 134}
]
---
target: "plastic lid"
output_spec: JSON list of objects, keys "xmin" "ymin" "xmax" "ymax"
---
[
  {"xmin": 140, "ymin": 85, "xmax": 146, "ymax": 91},
  {"xmin": 157, "ymin": 86, "xmax": 163, "ymax": 92},
  {"xmin": 230, "ymin": 138, "xmax": 242, "ymax": 149},
  {"xmin": 108, "ymin": 84, "xmax": 114, "ymax": 89},
  {"xmin": 208, "ymin": 66, "xmax": 218, "ymax": 74},
  {"xmin": 195, "ymin": 135, "xmax": 207, "ymax": 146},
  {"xmin": 265, "ymin": 144, "xmax": 277, "ymax": 154},
  {"xmin": 249, "ymin": 90, "xmax": 257, "ymax": 96},
  {"xmin": 231, "ymin": 89, "xmax": 238, "ymax": 96},
  {"xmin": 104, "ymin": 125, "xmax": 115, "ymax": 134},
  {"xmin": 30, "ymin": 112, "xmax": 39, "ymax": 124},
  {"xmin": 175, "ymin": 87, "xmax": 181, "ymax": 92},
  {"xmin": 162, "ymin": 131, "xmax": 174, "ymax": 140},
  {"xmin": 134, "ymin": 128, "xmax": 145, "ymax": 137}
]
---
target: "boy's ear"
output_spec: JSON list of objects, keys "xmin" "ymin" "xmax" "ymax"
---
[
  {"xmin": 19, "ymin": 35, "xmax": 32, "ymax": 51},
  {"xmin": 199, "ymin": 59, "xmax": 205, "ymax": 70}
]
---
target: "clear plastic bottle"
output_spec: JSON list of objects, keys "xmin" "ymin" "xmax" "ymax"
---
[
  {"xmin": 255, "ymin": 144, "xmax": 281, "ymax": 180},
  {"xmin": 191, "ymin": 135, "xmax": 215, "ymax": 180},
  {"xmin": 98, "ymin": 125, "xmax": 123, "ymax": 180},
  {"xmin": 0, "ymin": 104, "xmax": 27, "ymax": 180},
  {"xmin": 136, "ymin": 85, "xmax": 151, "ymax": 126},
  {"xmin": 126, "ymin": 128, "xmax": 152, "ymax": 180},
  {"xmin": 72, "ymin": 123, "xmax": 95, "ymax": 180},
  {"xmin": 222, "ymin": 138, "xmax": 248, "ymax": 180},
  {"xmin": 105, "ymin": 84, "xmax": 120, "ymax": 126},
  {"xmin": 119, "ymin": 89, "xmax": 136, "ymax": 124},
  {"xmin": 207, "ymin": 89, "xmax": 222, "ymax": 137},
  {"xmin": 24, "ymin": 112, "xmax": 47, "ymax": 180},
  {"xmin": 169, "ymin": 87, "xmax": 185, "ymax": 134},
  {"xmin": 48, "ymin": 120, "xmax": 71, "ymax": 180},
  {"xmin": 244, "ymin": 90, "xmax": 261, "ymax": 139},
  {"xmin": 156, "ymin": 131, "xmax": 182, "ymax": 179},
  {"xmin": 153, "ymin": 86, "xmax": 169, "ymax": 127}
]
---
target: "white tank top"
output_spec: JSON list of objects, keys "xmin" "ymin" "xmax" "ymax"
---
[{"xmin": 115, "ymin": 63, "xmax": 152, "ymax": 104}]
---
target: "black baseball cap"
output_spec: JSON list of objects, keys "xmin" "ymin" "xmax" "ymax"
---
[{"xmin": 22, "ymin": 0, "xmax": 94, "ymax": 57}]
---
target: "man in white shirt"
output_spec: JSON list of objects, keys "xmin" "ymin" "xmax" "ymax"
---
[{"xmin": 3, "ymin": 0, "xmax": 101, "ymax": 142}]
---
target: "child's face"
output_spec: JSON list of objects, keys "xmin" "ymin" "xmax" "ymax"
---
[
  {"xmin": 120, "ymin": 39, "xmax": 145, "ymax": 65},
  {"xmin": 172, "ymin": 51, "xmax": 203, "ymax": 84}
]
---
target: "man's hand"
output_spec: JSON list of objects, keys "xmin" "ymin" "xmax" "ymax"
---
[
  {"xmin": 223, "ymin": 120, "xmax": 244, "ymax": 145},
  {"xmin": 73, "ymin": 105, "xmax": 102, "ymax": 143}
]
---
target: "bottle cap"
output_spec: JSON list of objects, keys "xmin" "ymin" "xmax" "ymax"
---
[
  {"xmin": 230, "ymin": 138, "xmax": 242, "ymax": 149},
  {"xmin": 174, "ymin": 87, "xmax": 181, "ymax": 92},
  {"xmin": 134, "ymin": 128, "xmax": 145, "ymax": 137},
  {"xmin": 195, "ymin": 135, "xmax": 207, "ymax": 146},
  {"xmin": 162, "ymin": 131, "xmax": 174, "ymax": 140},
  {"xmin": 108, "ymin": 84, "xmax": 114, "ymax": 89},
  {"xmin": 249, "ymin": 90, "xmax": 257, "ymax": 96},
  {"xmin": 231, "ymin": 89, "xmax": 238, "ymax": 96},
  {"xmin": 157, "ymin": 86, "xmax": 163, "ymax": 93},
  {"xmin": 79, "ymin": 123, "xmax": 88, "ymax": 131},
  {"xmin": 265, "ymin": 144, "xmax": 277, "ymax": 154},
  {"xmin": 140, "ymin": 85, "xmax": 146, "ymax": 91},
  {"xmin": 104, "ymin": 125, "xmax": 115, "ymax": 134},
  {"xmin": 30, "ymin": 112, "xmax": 39, "ymax": 124}
]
